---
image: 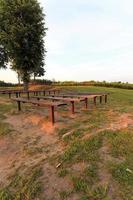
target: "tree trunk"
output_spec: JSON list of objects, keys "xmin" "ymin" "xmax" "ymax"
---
[
  {"xmin": 34, "ymin": 73, "xmax": 36, "ymax": 81},
  {"xmin": 23, "ymin": 80, "xmax": 29, "ymax": 91},
  {"xmin": 23, "ymin": 71, "xmax": 30, "ymax": 91},
  {"xmin": 17, "ymin": 72, "xmax": 21, "ymax": 85}
]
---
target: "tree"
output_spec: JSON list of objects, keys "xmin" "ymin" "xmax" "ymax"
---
[
  {"xmin": 33, "ymin": 66, "xmax": 46, "ymax": 80},
  {"xmin": 0, "ymin": 0, "xmax": 47, "ymax": 90},
  {"xmin": 0, "ymin": 45, "xmax": 8, "ymax": 69}
]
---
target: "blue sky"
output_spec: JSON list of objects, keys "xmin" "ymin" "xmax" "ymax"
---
[{"xmin": 0, "ymin": 0, "xmax": 133, "ymax": 83}]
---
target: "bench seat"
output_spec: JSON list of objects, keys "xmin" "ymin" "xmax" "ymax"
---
[{"xmin": 11, "ymin": 97, "xmax": 67, "ymax": 124}]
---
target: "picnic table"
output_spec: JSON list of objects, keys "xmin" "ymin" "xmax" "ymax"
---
[{"xmin": 11, "ymin": 97, "xmax": 66, "ymax": 124}]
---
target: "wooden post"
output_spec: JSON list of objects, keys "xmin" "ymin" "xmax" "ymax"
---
[
  {"xmin": 50, "ymin": 106, "xmax": 55, "ymax": 125},
  {"xmin": 43, "ymin": 91, "xmax": 46, "ymax": 96},
  {"xmin": 17, "ymin": 101, "xmax": 21, "ymax": 111},
  {"xmin": 71, "ymin": 101, "xmax": 75, "ymax": 114},
  {"xmin": 105, "ymin": 95, "xmax": 107, "ymax": 103},
  {"xmin": 100, "ymin": 96, "xmax": 102, "ymax": 104},
  {"xmin": 94, "ymin": 96, "xmax": 97, "ymax": 106},
  {"xmin": 9, "ymin": 93, "xmax": 11, "ymax": 98},
  {"xmin": 85, "ymin": 98, "xmax": 88, "ymax": 109},
  {"xmin": 27, "ymin": 92, "xmax": 30, "ymax": 99},
  {"xmin": 16, "ymin": 92, "xmax": 18, "ymax": 98}
]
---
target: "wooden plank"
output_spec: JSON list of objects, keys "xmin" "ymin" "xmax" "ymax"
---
[
  {"xmin": 11, "ymin": 98, "xmax": 67, "ymax": 107},
  {"xmin": 32, "ymin": 96, "xmax": 85, "ymax": 102}
]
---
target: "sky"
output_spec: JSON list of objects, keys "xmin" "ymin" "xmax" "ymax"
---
[{"xmin": 0, "ymin": 0, "xmax": 133, "ymax": 83}]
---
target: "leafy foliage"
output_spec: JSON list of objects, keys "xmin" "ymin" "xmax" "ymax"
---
[{"xmin": 0, "ymin": 0, "xmax": 47, "ymax": 89}]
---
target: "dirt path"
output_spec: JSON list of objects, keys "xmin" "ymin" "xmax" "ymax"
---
[{"xmin": 0, "ymin": 111, "xmax": 75, "ymax": 199}]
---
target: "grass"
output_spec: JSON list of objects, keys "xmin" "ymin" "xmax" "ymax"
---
[
  {"xmin": 0, "ymin": 102, "xmax": 14, "ymax": 136},
  {"xmin": 105, "ymin": 130, "xmax": 133, "ymax": 159},
  {"xmin": 59, "ymin": 190, "xmax": 72, "ymax": 199},
  {"xmin": 58, "ymin": 168, "xmax": 69, "ymax": 177},
  {"xmin": 56, "ymin": 86, "xmax": 133, "ymax": 199},
  {"xmin": 0, "ymin": 167, "xmax": 43, "ymax": 200},
  {"xmin": 61, "ymin": 135, "xmax": 102, "ymax": 163},
  {"xmin": 0, "ymin": 86, "xmax": 133, "ymax": 199},
  {"xmin": 0, "ymin": 122, "xmax": 12, "ymax": 136}
]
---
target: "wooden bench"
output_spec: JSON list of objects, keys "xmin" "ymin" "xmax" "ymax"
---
[
  {"xmin": 48, "ymin": 94, "xmax": 104, "ymax": 106},
  {"xmin": 0, "ymin": 89, "xmax": 60, "ymax": 99},
  {"xmin": 11, "ymin": 98, "xmax": 67, "ymax": 125},
  {"xmin": 50, "ymin": 93, "xmax": 108, "ymax": 104},
  {"xmin": 62, "ymin": 92, "xmax": 110, "ymax": 104},
  {"xmin": 72, "ymin": 92, "xmax": 109, "ymax": 104},
  {"xmin": 32, "ymin": 96, "xmax": 87, "ymax": 114}
]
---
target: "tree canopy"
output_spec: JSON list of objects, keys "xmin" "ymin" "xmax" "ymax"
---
[
  {"xmin": 0, "ymin": 0, "xmax": 47, "ymax": 89},
  {"xmin": 0, "ymin": 45, "xmax": 8, "ymax": 69}
]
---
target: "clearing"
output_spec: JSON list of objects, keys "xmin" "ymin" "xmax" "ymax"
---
[{"xmin": 0, "ymin": 86, "xmax": 133, "ymax": 200}]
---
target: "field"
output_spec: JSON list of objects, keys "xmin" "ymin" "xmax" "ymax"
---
[{"xmin": 0, "ymin": 86, "xmax": 133, "ymax": 200}]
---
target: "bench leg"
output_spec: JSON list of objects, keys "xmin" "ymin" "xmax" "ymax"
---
[
  {"xmin": 27, "ymin": 92, "xmax": 30, "ymax": 99},
  {"xmin": 71, "ymin": 101, "xmax": 75, "ymax": 114},
  {"xmin": 105, "ymin": 95, "xmax": 107, "ymax": 103},
  {"xmin": 17, "ymin": 101, "xmax": 21, "ymax": 111},
  {"xmin": 16, "ymin": 92, "xmax": 18, "ymax": 98},
  {"xmin": 50, "ymin": 106, "xmax": 55, "ymax": 125},
  {"xmin": 100, "ymin": 96, "xmax": 102, "ymax": 104},
  {"xmin": 94, "ymin": 97, "xmax": 97, "ymax": 106},
  {"xmin": 85, "ymin": 98, "xmax": 88, "ymax": 109}
]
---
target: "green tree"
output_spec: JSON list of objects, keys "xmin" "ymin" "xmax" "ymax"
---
[
  {"xmin": 0, "ymin": 0, "xmax": 47, "ymax": 90},
  {"xmin": 33, "ymin": 66, "xmax": 46, "ymax": 80},
  {"xmin": 0, "ymin": 45, "xmax": 8, "ymax": 69}
]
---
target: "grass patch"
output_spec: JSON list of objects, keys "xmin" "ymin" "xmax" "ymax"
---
[
  {"xmin": 72, "ymin": 177, "xmax": 88, "ymax": 192},
  {"xmin": 0, "ymin": 167, "xmax": 43, "ymax": 200},
  {"xmin": 58, "ymin": 168, "xmax": 69, "ymax": 177},
  {"xmin": 59, "ymin": 190, "xmax": 71, "ymax": 199},
  {"xmin": 110, "ymin": 162, "xmax": 133, "ymax": 185},
  {"xmin": 61, "ymin": 135, "xmax": 102, "ymax": 164},
  {"xmin": 0, "ymin": 122, "xmax": 12, "ymax": 136},
  {"xmin": 104, "ymin": 130, "xmax": 133, "ymax": 160},
  {"xmin": 84, "ymin": 164, "xmax": 99, "ymax": 184},
  {"xmin": 0, "ymin": 103, "xmax": 14, "ymax": 137}
]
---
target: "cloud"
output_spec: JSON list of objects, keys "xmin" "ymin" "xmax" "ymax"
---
[{"xmin": 1, "ymin": 0, "xmax": 133, "ymax": 83}]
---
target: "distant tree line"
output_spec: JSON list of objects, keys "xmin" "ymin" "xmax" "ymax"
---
[
  {"xmin": 53, "ymin": 81, "xmax": 133, "ymax": 90},
  {"xmin": 0, "ymin": 81, "xmax": 17, "ymax": 87},
  {"xmin": 0, "ymin": 79, "xmax": 52, "ymax": 87},
  {"xmin": 0, "ymin": 80, "xmax": 132, "ymax": 89}
]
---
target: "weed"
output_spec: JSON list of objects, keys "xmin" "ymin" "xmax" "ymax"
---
[{"xmin": 58, "ymin": 168, "xmax": 68, "ymax": 177}]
